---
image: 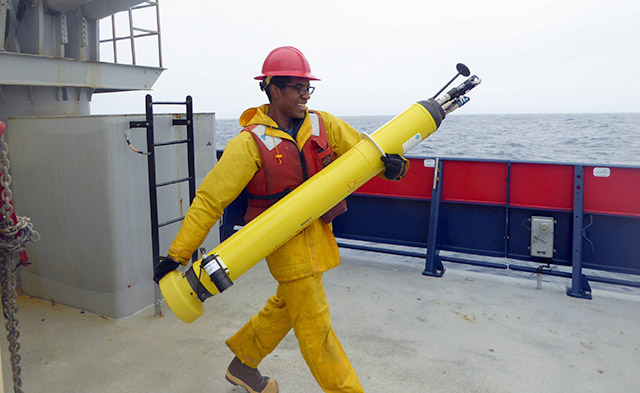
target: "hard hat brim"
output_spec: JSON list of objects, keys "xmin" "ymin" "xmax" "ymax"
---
[{"xmin": 254, "ymin": 72, "xmax": 320, "ymax": 81}]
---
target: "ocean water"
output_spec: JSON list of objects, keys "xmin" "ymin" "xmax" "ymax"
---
[{"xmin": 216, "ymin": 113, "xmax": 640, "ymax": 167}]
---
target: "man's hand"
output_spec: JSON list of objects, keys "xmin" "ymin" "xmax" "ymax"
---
[
  {"xmin": 380, "ymin": 153, "xmax": 409, "ymax": 181},
  {"xmin": 154, "ymin": 257, "xmax": 181, "ymax": 284}
]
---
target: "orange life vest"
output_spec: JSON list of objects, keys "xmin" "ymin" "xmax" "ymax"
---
[{"xmin": 243, "ymin": 112, "xmax": 347, "ymax": 223}]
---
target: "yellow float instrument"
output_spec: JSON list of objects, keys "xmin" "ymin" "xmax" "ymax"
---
[{"xmin": 161, "ymin": 69, "xmax": 481, "ymax": 323}]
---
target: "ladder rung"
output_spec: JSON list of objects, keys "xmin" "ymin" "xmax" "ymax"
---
[
  {"xmin": 152, "ymin": 101, "xmax": 186, "ymax": 105},
  {"xmin": 156, "ymin": 177, "xmax": 192, "ymax": 188},
  {"xmin": 159, "ymin": 216, "xmax": 185, "ymax": 228},
  {"xmin": 129, "ymin": 120, "xmax": 150, "ymax": 128},
  {"xmin": 172, "ymin": 119, "xmax": 189, "ymax": 126},
  {"xmin": 154, "ymin": 139, "xmax": 189, "ymax": 147}
]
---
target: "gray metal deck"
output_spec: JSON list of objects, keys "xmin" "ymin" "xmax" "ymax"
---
[{"xmin": 2, "ymin": 254, "xmax": 639, "ymax": 393}]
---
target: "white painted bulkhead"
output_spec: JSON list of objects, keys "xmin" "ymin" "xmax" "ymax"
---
[{"xmin": 6, "ymin": 113, "xmax": 218, "ymax": 318}]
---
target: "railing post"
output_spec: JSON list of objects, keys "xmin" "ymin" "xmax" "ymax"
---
[
  {"xmin": 128, "ymin": 8, "xmax": 136, "ymax": 65},
  {"xmin": 185, "ymin": 96, "xmax": 196, "ymax": 204},
  {"xmin": 184, "ymin": 95, "xmax": 198, "ymax": 263},
  {"xmin": 567, "ymin": 165, "xmax": 592, "ymax": 299},
  {"xmin": 110, "ymin": 14, "xmax": 117, "ymax": 63},
  {"xmin": 155, "ymin": 0, "xmax": 163, "ymax": 68},
  {"xmin": 423, "ymin": 159, "xmax": 445, "ymax": 277},
  {"xmin": 503, "ymin": 161, "xmax": 511, "ymax": 257}
]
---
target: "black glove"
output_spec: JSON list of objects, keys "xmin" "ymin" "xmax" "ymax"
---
[
  {"xmin": 153, "ymin": 257, "xmax": 180, "ymax": 284},
  {"xmin": 380, "ymin": 153, "xmax": 409, "ymax": 181}
]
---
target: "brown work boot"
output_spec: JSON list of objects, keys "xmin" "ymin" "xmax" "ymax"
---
[{"xmin": 225, "ymin": 356, "xmax": 279, "ymax": 393}]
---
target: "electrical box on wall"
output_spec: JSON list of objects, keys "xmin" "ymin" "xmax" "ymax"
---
[{"xmin": 530, "ymin": 216, "xmax": 555, "ymax": 258}]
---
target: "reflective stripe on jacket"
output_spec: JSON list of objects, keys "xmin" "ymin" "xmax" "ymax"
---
[{"xmin": 243, "ymin": 112, "xmax": 346, "ymax": 223}]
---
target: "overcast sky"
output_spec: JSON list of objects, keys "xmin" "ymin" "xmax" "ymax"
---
[{"xmin": 91, "ymin": 0, "xmax": 640, "ymax": 119}]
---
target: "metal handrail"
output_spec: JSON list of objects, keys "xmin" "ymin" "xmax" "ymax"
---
[{"xmin": 99, "ymin": 0, "xmax": 163, "ymax": 67}]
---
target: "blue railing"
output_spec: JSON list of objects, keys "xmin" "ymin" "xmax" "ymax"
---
[{"xmin": 217, "ymin": 151, "xmax": 640, "ymax": 298}]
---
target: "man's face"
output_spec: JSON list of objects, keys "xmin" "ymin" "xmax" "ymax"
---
[{"xmin": 274, "ymin": 77, "xmax": 312, "ymax": 120}]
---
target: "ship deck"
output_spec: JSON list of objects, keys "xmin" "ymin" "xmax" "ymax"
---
[{"xmin": 2, "ymin": 252, "xmax": 639, "ymax": 393}]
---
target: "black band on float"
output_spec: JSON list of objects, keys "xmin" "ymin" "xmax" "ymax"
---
[
  {"xmin": 185, "ymin": 266, "xmax": 214, "ymax": 302},
  {"xmin": 210, "ymin": 268, "xmax": 234, "ymax": 293},
  {"xmin": 199, "ymin": 254, "xmax": 234, "ymax": 294},
  {"xmin": 417, "ymin": 98, "xmax": 446, "ymax": 128}
]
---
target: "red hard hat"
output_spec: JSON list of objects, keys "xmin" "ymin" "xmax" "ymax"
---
[{"xmin": 254, "ymin": 46, "xmax": 320, "ymax": 81}]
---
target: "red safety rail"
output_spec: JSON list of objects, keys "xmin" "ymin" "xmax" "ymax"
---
[
  {"xmin": 441, "ymin": 160, "xmax": 508, "ymax": 205},
  {"xmin": 354, "ymin": 157, "xmax": 435, "ymax": 199},
  {"xmin": 355, "ymin": 157, "xmax": 640, "ymax": 218},
  {"xmin": 509, "ymin": 163, "xmax": 574, "ymax": 211},
  {"xmin": 585, "ymin": 166, "xmax": 640, "ymax": 217}
]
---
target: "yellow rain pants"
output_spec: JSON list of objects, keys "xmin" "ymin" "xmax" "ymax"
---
[{"xmin": 226, "ymin": 273, "xmax": 364, "ymax": 393}]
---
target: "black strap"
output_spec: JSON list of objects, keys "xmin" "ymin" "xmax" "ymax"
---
[
  {"xmin": 185, "ymin": 266, "xmax": 214, "ymax": 302},
  {"xmin": 247, "ymin": 188, "xmax": 293, "ymax": 201}
]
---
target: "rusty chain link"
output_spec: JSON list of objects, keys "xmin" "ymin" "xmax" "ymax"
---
[
  {"xmin": 1, "ymin": 127, "xmax": 40, "ymax": 393},
  {"xmin": 1, "ymin": 253, "xmax": 23, "ymax": 393}
]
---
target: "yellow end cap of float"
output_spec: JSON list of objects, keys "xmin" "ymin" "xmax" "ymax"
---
[{"xmin": 159, "ymin": 270, "xmax": 204, "ymax": 324}]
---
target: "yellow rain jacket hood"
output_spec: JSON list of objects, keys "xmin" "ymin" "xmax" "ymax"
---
[{"xmin": 168, "ymin": 104, "xmax": 361, "ymax": 282}]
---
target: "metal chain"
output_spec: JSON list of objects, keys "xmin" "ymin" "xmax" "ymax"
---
[
  {"xmin": 0, "ymin": 137, "xmax": 40, "ymax": 251},
  {"xmin": 0, "ymin": 131, "xmax": 39, "ymax": 393},
  {"xmin": 1, "ymin": 252, "xmax": 23, "ymax": 393}
]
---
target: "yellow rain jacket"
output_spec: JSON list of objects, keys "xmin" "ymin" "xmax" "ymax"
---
[{"xmin": 168, "ymin": 104, "xmax": 361, "ymax": 282}]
